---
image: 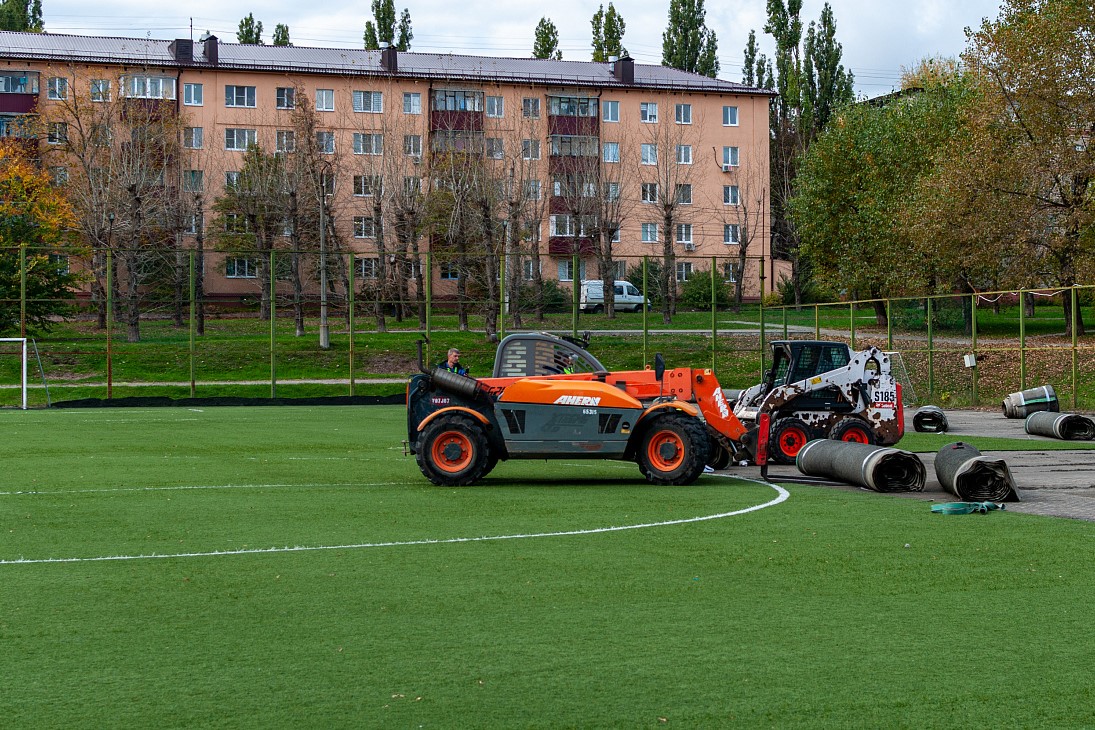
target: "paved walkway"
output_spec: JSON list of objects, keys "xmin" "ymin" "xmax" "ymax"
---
[{"xmin": 739, "ymin": 408, "xmax": 1095, "ymax": 522}]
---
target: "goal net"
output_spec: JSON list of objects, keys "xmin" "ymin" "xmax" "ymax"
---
[{"xmin": 0, "ymin": 338, "xmax": 28, "ymax": 409}]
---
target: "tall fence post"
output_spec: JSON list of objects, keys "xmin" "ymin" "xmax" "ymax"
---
[
  {"xmin": 1019, "ymin": 288, "xmax": 1026, "ymax": 391},
  {"xmin": 348, "ymin": 252, "xmax": 356, "ymax": 396},
  {"xmin": 971, "ymin": 292, "xmax": 979, "ymax": 406},
  {"xmin": 269, "ymin": 249, "xmax": 277, "ymax": 399},
  {"xmin": 849, "ymin": 300, "xmax": 856, "ymax": 350},
  {"xmin": 498, "ymin": 251, "xmax": 506, "ymax": 342},
  {"xmin": 758, "ymin": 257, "xmax": 766, "ymax": 378},
  {"xmin": 1072, "ymin": 285, "xmax": 1079, "ymax": 409},
  {"xmin": 642, "ymin": 256, "xmax": 649, "ymax": 366},
  {"xmin": 106, "ymin": 248, "xmax": 113, "ymax": 400},
  {"xmin": 19, "ymin": 242, "xmax": 26, "ymax": 337},
  {"xmin": 710, "ymin": 255, "xmax": 717, "ymax": 372},
  {"xmin": 886, "ymin": 299, "xmax": 893, "ymax": 350},
  {"xmin": 571, "ymin": 252, "xmax": 579, "ymax": 340},
  {"xmin": 814, "ymin": 303, "xmax": 820, "ymax": 339},
  {"xmin": 425, "ymin": 251, "xmax": 432, "ymax": 367},
  {"xmin": 189, "ymin": 250, "xmax": 196, "ymax": 398},
  {"xmin": 782, "ymin": 305, "xmax": 788, "ymax": 339},
  {"xmin": 926, "ymin": 296, "xmax": 934, "ymax": 399}
]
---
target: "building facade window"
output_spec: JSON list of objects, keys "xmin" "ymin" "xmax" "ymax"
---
[
  {"xmin": 316, "ymin": 89, "xmax": 334, "ymax": 111},
  {"xmin": 182, "ymin": 169, "xmax": 204, "ymax": 192},
  {"xmin": 225, "ymin": 85, "xmax": 256, "ymax": 107},
  {"xmin": 676, "ymin": 261, "xmax": 693, "ymax": 281},
  {"xmin": 403, "ymin": 92, "xmax": 421, "ymax": 114},
  {"xmin": 523, "ymin": 259, "xmax": 541, "ymax": 281},
  {"xmin": 183, "ymin": 83, "xmax": 202, "ymax": 106},
  {"xmin": 226, "ymin": 257, "xmax": 257, "ymax": 278},
  {"xmin": 276, "ymin": 87, "xmax": 295, "ymax": 109},
  {"xmin": 356, "ymin": 257, "xmax": 379, "ymax": 278},
  {"xmin": 723, "ymin": 105, "xmax": 739, "ymax": 126},
  {"xmin": 549, "ymin": 96, "xmax": 597, "ymax": 117},
  {"xmin": 523, "ymin": 179, "xmax": 541, "ymax": 200},
  {"xmin": 486, "ymin": 95, "xmax": 504, "ymax": 117},
  {"xmin": 521, "ymin": 139, "xmax": 541, "ymax": 160},
  {"xmin": 640, "ymin": 102, "xmax": 658, "ymax": 123},
  {"xmin": 486, "ymin": 137, "xmax": 504, "ymax": 159},
  {"xmin": 316, "ymin": 131, "xmax": 335, "ymax": 153},
  {"xmin": 602, "ymin": 100, "xmax": 619, "ymax": 122},
  {"xmin": 557, "ymin": 259, "xmax": 587, "ymax": 282},
  {"xmin": 225, "ymin": 128, "xmax": 257, "ymax": 151},
  {"xmin": 404, "ymin": 134, "xmax": 422, "ymax": 156},
  {"xmin": 180, "ymin": 129, "xmax": 201, "ymax": 154},
  {"xmin": 604, "ymin": 181, "xmax": 620, "ymax": 201},
  {"xmin": 47, "ymin": 122, "xmax": 67, "ymax": 145},
  {"xmin": 723, "ymin": 185, "xmax": 740, "ymax": 205},
  {"xmin": 354, "ymin": 175, "xmax": 381, "ymax": 196},
  {"xmin": 641, "ymin": 182, "xmax": 658, "ymax": 203},
  {"xmin": 641, "ymin": 222, "xmax": 659, "ymax": 242},
  {"xmin": 676, "ymin": 183, "xmax": 692, "ymax": 204},
  {"xmin": 353, "ymin": 133, "xmax": 383, "ymax": 155},
  {"xmin": 603, "ymin": 141, "xmax": 620, "ymax": 163},
  {"xmin": 641, "ymin": 143, "xmax": 657, "ymax": 165},
  {"xmin": 90, "ymin": 79, "xmax": 111, "ymax": 102},
  {"xmin": 127, "ymin": 75, "xmax": 175, "ymax": 100},
  {"xmin": 724, "ymin": 223, "xmax": 741, "ymax": 245},
  {"xmin": 432, "ymin": 89, "xmax": 482, "ymax": 111},
  {"xmin": 404, "ymin": 176, "xmax": 421, "ymax": 195},
  {"xmin": 276, "ymin": 130, "xmax": 295, "ymax": 152},
  {"xmin": 440, "ymin": 261, "xmax": 460, "ymax": 280},
  {"xmin": 723, "ymin": 146, "xmax": 740, "ymax": 167},
  {"xmin": 225, "ymin": 171, "xmax": 240, "ymax": 189},
  {"xmin": 676, "ymin": 144, "xmax": 692, "ymax": 164},
  {"xmin": 47, "ymin": 77, "xmax": 68, "ymax": 100},
  {"xmin": 550, "ymin": 214, "xmax": 575, "ymax": 237},
  {"xmin": 522, "ymin": 97, "xmax": 541, "ymax": 118},
  {"xmin": 353, "ymin": 90, "xmax": 383, "ymax": 113},
  {"xmin": 676, "ymin": 223, "xmax": 693, "ymax": 244},
  {"xmin": 675, "ymin": 103, "xmax": 692, "ymax": 124},
  {"xmin": 48, "ymin": 166, "xmax": 68, "ymax": 185},
  {"xmin": 353, "ymin": 216, "xmax": 378, "ymax": 238},
  {"xmin": 184, "ymin": 213, "xmax": 203, "ymax": 235}
]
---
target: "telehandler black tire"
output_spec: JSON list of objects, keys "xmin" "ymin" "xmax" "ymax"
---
[
  {"xmin": 416, "ymin": 413, "xmax": 492, "ymax": 486},
  {"xmin": 637, "ymin": 412, "xmax": 711, "ymax": 485},
  {"xmin": 707, "ymin": 439, "xmax": 732, "ymax": 470}
]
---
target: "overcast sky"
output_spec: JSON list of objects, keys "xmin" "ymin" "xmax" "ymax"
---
[{"xmin": 38, "ymin": 0, "xmax": 1003, "ymax": 96}]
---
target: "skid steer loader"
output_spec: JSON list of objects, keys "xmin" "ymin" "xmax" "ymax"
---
[
  {"xmin": 406, "ymin": 334, "xmax": 757, "ymax": 487},
  {"xmin": 731, "ymin": 340, "xmax": 904, "ymax": 464}
]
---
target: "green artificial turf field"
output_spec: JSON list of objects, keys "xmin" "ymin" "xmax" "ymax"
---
[{"xmin": 3, "ymin": 405, "xmax": 1094, "ymax": 728}]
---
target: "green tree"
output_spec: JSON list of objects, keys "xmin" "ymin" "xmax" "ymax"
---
[
  {"xmin": 533, "ymin": 17, "xmax": 562, "ymax": 59},
  {"xmin": 237, "ymin": 13, "xmax": 264, "ymax": 44},
  {"xmin": 0, "ymin": 0, "xmax": 43, "ymax": 32},
  {"xmin": 792, "ymin": 81, "xmax": 973, "ymax": 325},
  {"xmin": 364, "ymin": 0, "xmax": 413, "ymax": 50},
  {"xmin": 661, "ymin": 0, "xmax": 719, "ymax": 77},
  {"xmin": 0, "ymin": 140, "xmax": 81, "ymax": 334},
  {"xmin": 272, "ymin": 23, "xmax": 291, "ymax": 46},
  {"xmin": 742, "ymin": 29, "xmax": 773, "ymax": 88},
  {"xmin": 591, "ymin": 3, "xmax": 627, "ymax": 62},
  {"xmin": 752, "ymin": 0, "xmax": 854, "ymax": 304},
  {"xmin": 915, "ymin": 0, "xmax": 1095, "ymax": 335}
]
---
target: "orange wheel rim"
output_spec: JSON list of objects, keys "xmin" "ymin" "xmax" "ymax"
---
[
  {"xmin": 647, "ymin": 430, "xmax": 686, "ymax": 471},
  {"xmin": 780, "ymin": 427, "xmax": 808, "ymax": 457},
  {"xmin": 840, "ymin": 426, "xmax": 869, "ymax": 443},
  {"xmin": 432, "ymin": 430, "xmax": 473, "ymax": 473}
]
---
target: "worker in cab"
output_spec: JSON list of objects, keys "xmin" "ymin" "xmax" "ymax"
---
[
  {"xmin": 438, "ymin": 347, "xmax": 468, "ymax": 376},
  {"xmin": 561, "ymin": 355, "xmax": 575, "ymax": 374}
]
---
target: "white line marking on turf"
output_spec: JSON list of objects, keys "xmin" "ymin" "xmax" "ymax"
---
[
  {"xmin": 0, "ymin": 475, "xmax": 788, "ymax": 566},
  {"xmin": 0, "ymin": 482, "xmax": 406, "ymax": 496}
]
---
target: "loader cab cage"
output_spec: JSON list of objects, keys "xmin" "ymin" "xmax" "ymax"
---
[
  {"xmin": 767, "ymin": 341, "xmax": 853, "ymax": 391},
  {"xmin": 491, "ymin": 333, "xmax": 607, "ymax": 377}
]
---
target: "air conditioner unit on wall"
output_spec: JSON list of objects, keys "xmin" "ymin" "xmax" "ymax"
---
[
  {"xmin": 683, "ymin": 242, "xmax": 696, "ymax": 251},
  {"xmin": 722, "ymin": 164, "xmax": 734, "ymax": 173}
]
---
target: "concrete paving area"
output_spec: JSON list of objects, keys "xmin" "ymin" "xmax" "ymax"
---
[{"xmin": 735, "ymin": 409, "xmax": 1095, "ymax": 522}]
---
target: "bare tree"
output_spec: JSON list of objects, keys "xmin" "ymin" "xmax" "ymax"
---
[{"xmin": 713, "ymin": 140, "xmax": 767, "ymax": 310}]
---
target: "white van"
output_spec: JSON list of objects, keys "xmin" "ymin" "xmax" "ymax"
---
[{"xmin": 579, "ymin": 280, "xmax": 649, "ymax": 313}]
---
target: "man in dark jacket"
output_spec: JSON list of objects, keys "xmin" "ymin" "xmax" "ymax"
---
[{"xmin": 438, "ymin": 347, "xmax": 468, "ymax": 376}]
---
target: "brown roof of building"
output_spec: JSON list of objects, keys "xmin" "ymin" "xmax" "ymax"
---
[{"xmin": 0, "ymin": 30, "xmax": 774, "ymax": 96}]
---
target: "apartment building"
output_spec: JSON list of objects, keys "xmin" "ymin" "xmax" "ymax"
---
[{"xmin": 0, "ymin": 30, "xmax": 778, "ymax": 301}]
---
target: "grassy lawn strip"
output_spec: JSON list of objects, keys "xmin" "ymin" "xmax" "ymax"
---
[{"xmin": 2, "ymin": 405, "xmax": 1094, "ymax": 727}]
